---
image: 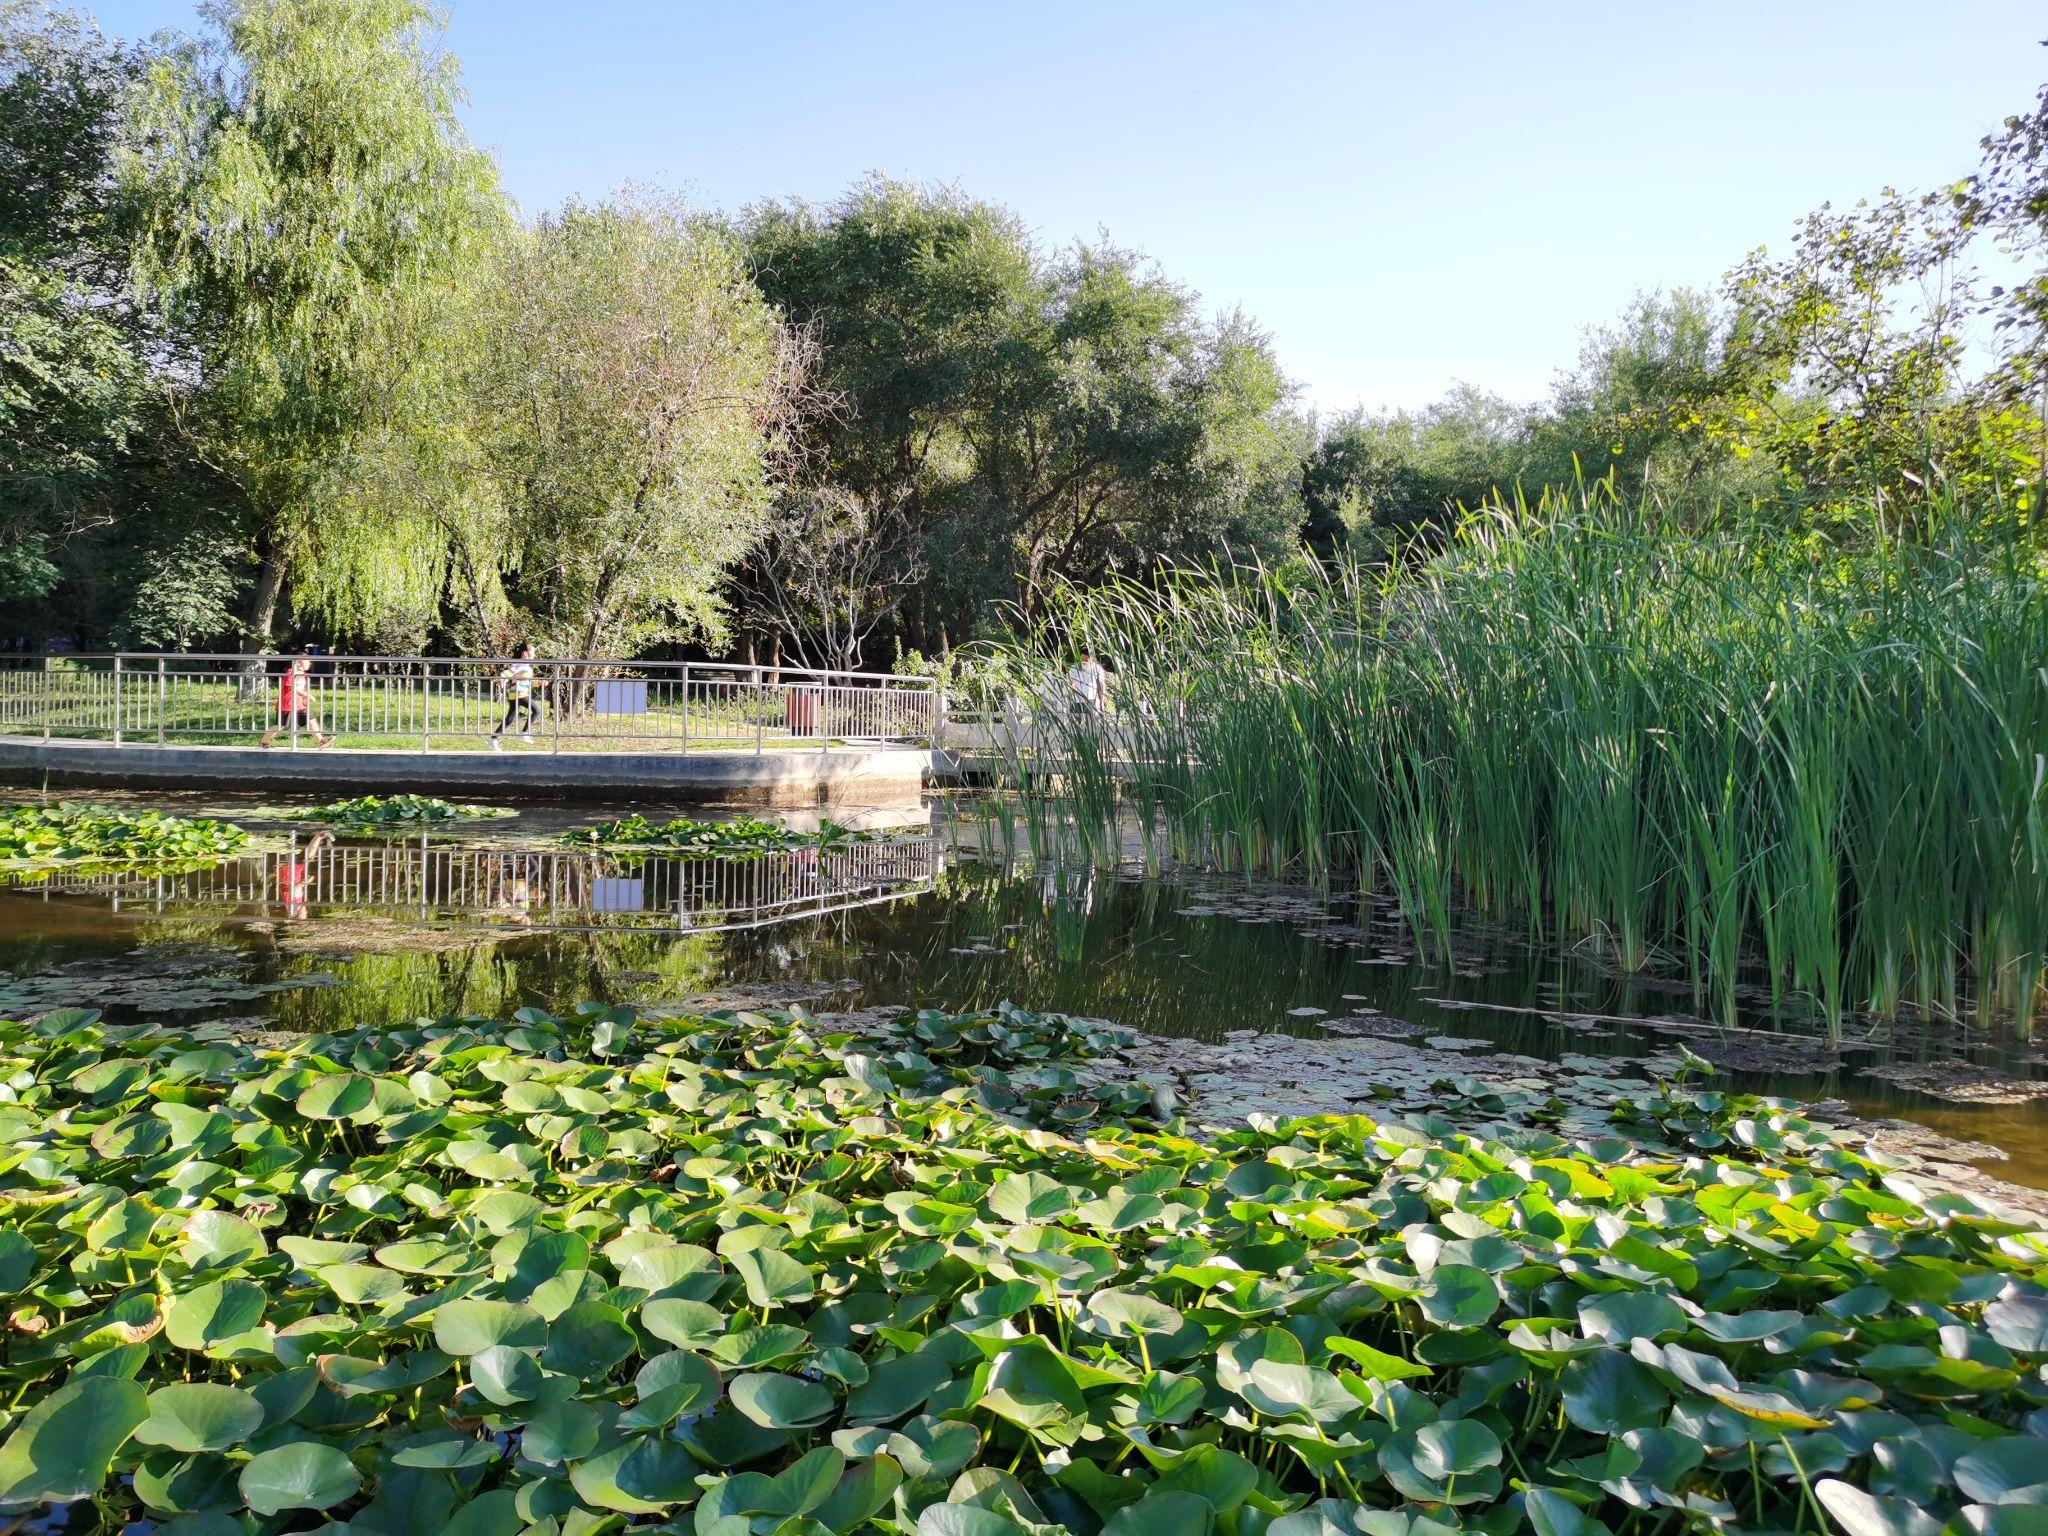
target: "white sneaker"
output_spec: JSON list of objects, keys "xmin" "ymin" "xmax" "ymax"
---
[
  {"xmin": 521, "ymin": 734, "xmax": 535, "ymax": 745},
  {"xmin": 489, "ymin": 738, "xmax": 502, "ymax": 752}
]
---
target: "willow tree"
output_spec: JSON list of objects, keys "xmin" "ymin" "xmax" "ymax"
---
[
  {"xmin": 122, "ymin": 0, "xmax": 503, "ymax": 648},
  {"xmin": 471, "ymin": 193, "xmax": 809, "ymax": 659}
]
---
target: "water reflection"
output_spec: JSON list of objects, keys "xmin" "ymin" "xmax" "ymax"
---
[
  {"xmin": 2, "ymin": 834, "xmax": 943, "ymax": 935},
  {"xmin": 5, "ymin": 828, "xmax": 2047, "ymax": 1186}
]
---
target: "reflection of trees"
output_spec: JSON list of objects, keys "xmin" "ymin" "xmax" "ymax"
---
[{"xmin": 266, "ymin": 930, "xmax": 728, "ymax": 1032}]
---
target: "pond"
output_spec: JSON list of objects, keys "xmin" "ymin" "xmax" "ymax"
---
[{"xmin": 3, "ymin": 790, "xmax": 2046, "ymax": 1190}]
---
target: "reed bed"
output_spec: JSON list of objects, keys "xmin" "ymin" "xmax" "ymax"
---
[{"xmin": 977, "ymin": 494, "xmax": 2048, "ymax": 1036}]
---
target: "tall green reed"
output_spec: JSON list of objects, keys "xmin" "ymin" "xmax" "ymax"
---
[{"xmin": 978, "ymin": 488, "xmax": 2048, "ymax": 1037}]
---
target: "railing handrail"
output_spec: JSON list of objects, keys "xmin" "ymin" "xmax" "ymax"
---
[
  {"xmin": 0, "ymin": 648, "xmax": 938, "ymax": 754},
  {"xmin": 16, "ymin": 651, "xmax": 934, "ymax": 689}
]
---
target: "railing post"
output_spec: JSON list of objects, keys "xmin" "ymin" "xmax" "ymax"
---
[
  {"xmin": 551, "ymin": 662, "xmax": 561, "ymax": 754},
  {"xmin": 755, "ymin": 673, "xmax": 764, "ymax": 757},
  {"xmin": 156, "ymin": 658, "xmax": 166, "ymax": 745},
  {"xmin": 679, "ymin": 662, "xmax": 690, "ymax": 755},
  {"xmin": 41, "ymin": 655, "xmax": 50, "ymax": 743},
  {"xmin": 112, "ymin": 655, "xmax": 123, "ymax": 746}
]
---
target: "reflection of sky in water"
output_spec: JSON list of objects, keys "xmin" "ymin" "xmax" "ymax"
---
[{"xmin": 3, "ymin": 833, "xmax": 2046, "ymax": 1185}]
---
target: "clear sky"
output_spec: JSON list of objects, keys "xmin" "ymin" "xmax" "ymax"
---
[{"xmin": 80, "ymin": 0, "xmax": 2048, "ymax": 414}]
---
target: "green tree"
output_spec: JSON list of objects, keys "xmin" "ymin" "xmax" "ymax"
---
[
  {"xmin": 742, "ymin": 179, "xmax": 1036, "ymax": 654},
  {"xmin": 1532, "ymin": 288, "xmax": 1784, "ymax": 515},
  {"xmin": 745, "ymin": 180, "xmax": 1303, "ymax": 644},
  {"xmin": 0, "ymin": 3, "xmax": 150, "ymax": 608},
  {"xmin": 966, "ymin": 241, "xmax": 1300, "ymax": 616},
  {"xmin": 468, "ymin": 194, "xmax": 808, "ymax": 658},
  {"xmin": 1303, "ymin": 387, "xmax": 1532, "ymax": 558},
  {"xmin": 122, "ymin": 0, "xmax": 503, "ymax": 647},
  {"xmin": 1716, "ymin": 189, "xmax": 1995, "ymax": 514}
]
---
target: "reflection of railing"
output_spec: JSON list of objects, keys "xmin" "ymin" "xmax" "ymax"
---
[
  {"xmin": 0, "ymin": 653, "xmax": 937, "ymax": 753},
  {"xmin": 2, "ymin": 836, "xmax": 944, "ymax": 934}
]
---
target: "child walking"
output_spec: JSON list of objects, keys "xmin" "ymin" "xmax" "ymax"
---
[
  {"xmin": 490, "ymin": 643, "xmax": 540, "ymax": 749},
  {"xmin": 260, "ymin": 650, "xmax": 332, "ymax": 748}
]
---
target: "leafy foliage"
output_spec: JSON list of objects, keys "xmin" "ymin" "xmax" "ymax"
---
[
  {"xmin": 561, "ymin": 814, "xmax": 885, "ymax": 859},
  {"xmin": 305, "ymin": 794, "xmax": 514, "ymax": 829},
  {"xmin": 0, "ymin": 1000, "xmax": 2043, "ymax": 1534},
  {"xmin": 0, "ymin": 802, "xmax": 247, "ymax": 869},
  {"xmin": 742, "ymin": 178, "xmax": 1305, "ymax": 649},
  {"xmin": 121, "ymin": 0, "xmax": 506, "ymax": 646}
]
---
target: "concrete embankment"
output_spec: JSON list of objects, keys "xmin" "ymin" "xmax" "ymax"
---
[{"xmin": 0, "ymin": 737, "xmax": 931, "ymax": 805}]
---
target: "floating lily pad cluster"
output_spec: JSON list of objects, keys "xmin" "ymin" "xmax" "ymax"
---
[
  {"xmin": 306, "ymin": 796, "xmax": 514, "ymax": 829},
  {"xmin": 562, "ymin": 815, "xmax": 883, "ymax": 858},
  {"xmin": 0, "ymin": 803, "xmax": 248, "ymax": 872},
  {"xmin": 1, "ymin": 1001, "xmax": 2045, "ymax": 1536},
  {"xmin": 0, "ymin": 946, "xmax": 338, "ymax": 1019}
]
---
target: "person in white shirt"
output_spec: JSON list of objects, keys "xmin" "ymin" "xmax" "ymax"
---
[
  {"xmin": 490, "ymin": 643, "xmax": 540, "ymax": 749},
  {"xmin": 1069, "ymin": 650, "xmax": 1108, "ymax": 712}
]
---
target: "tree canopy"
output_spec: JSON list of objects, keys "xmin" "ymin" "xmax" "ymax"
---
[{"xmin": 1, "ymin": 3, "xmax": 2043, "ymax": 662}]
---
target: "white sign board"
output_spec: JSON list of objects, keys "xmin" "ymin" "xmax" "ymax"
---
[
  {"xmin": 591, "ymin": 876, "xmax": 645, "ymax": 913},
  {"xmin": 591, "ymin": 678, "xmax": 649, "ymax": 715}
]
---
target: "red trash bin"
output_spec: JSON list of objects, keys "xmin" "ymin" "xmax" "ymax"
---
[{"xmin": 785, "ymin": 686, "xmax": 820, "ymax": 735}]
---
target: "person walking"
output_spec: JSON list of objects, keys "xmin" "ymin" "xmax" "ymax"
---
[
  {"xmin": 490, "ymin": 643, "xmax": 540, "ymax": 750},
  {"xmin": 1068, "ymin": 649, "xmax": 1108, "ymax": 713},
  {"xmin": 260, "ymin": 650, "xmax": 332, "ymax": 748}
]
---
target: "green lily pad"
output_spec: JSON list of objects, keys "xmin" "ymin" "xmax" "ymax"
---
[
  {"xmin": 238, "ymin": 1441, "xmax": 361, "ymax": 1516},
  {"xmin": 731, "ymin": 1371, "xmax": 837, "ymax": 1430},
  {"xmin": 0, "ymin": 1377, "xmax": 149, "ymax": 1508},
  {"xmin": 133, "ymin": 1384, "xmax": 265, "ymax": 1454}
]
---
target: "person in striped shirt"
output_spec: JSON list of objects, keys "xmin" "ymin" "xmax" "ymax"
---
[{"xmin": 490, "ymin": 642, "xmax": 540, "ymax": 749}]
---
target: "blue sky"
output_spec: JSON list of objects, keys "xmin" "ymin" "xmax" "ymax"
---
[{"xmin": 82, "ymin": 0, "xmax": 2048, "ymax": 413}]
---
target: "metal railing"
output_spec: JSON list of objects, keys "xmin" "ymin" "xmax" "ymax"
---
[
  {"xmin": 0, "ymin": 833, "xmax": 944, "ymax": 935},
  {"xmin": 0, "ymin": 653, "xmax": 938, "ymax": 754}
]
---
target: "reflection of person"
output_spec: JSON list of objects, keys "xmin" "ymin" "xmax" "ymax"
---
[
  {"xmin": 490, "ymin": 643, "xmax": 540, "ymax": 750},
  {"xmin": 261, "ymin": 650, "xmax": 332, "ymax": 748},
  {"xmin": 1069, "ymin": 650, "xmax": 1107, "ymax": 712},
  {"xmin": 498, "ymin": 869, "xmax": 534, "ymax": 927},
  {"xmin": 277, "ymin": 831, "xmax": 332, "ymax": 920}
]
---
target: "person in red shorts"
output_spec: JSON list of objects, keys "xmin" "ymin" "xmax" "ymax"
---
[
  {"xmin": 277, "ymin": 830, "xmax": 332, "ymax": 920},
  {"xmin": 260, "ymin": 649, "xmax": 332, "ymax": 748}
]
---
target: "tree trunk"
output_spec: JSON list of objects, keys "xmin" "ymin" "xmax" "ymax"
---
[
  {"xmin": 246, "ymin": 544, "xmax": 289, "ymax": 651},
  {"xmin": 238, "ymin": 539, "xmax": 290, "ymax": 700}
]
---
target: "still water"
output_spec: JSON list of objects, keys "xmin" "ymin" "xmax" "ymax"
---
[{"xmin": 2, "ymin": 794, "xmax": 2045, "ymax": 1186}]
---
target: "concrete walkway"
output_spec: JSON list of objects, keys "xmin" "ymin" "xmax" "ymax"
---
[{"xmin": 0, "ymin": 737, "xmax": 929, "ymax": 805}]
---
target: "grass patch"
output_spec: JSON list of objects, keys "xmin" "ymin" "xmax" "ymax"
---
[
  {"xmin": 0, "ymin": 802, "xmax": 249, "ymax": 871},
  {"xmin": 0, "ymin": 1000, "xmax": 2042, "ymax": 1532},
  {"xmin": 306, "ymin": 794, "xmax": 515, "ymax": 830}
]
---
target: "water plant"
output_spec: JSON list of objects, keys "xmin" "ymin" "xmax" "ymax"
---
[
  {"xmin": 306, "ymin": 795, "xmax": 515, "ymax": 828},
  {"xmin": 563, "ymin": 813, "xmax": 882, "ymax": 857},
  {"xmin": 982, "ymin": 493, "xmax": 2048, "ymax": 1036},
  {"xmin": 0, "ymin": 803, "xmax": 249, "ymax": 870},
  {"xmin": 0, "ymin": 997, "xmax": 2044, "ymax": 1533}
]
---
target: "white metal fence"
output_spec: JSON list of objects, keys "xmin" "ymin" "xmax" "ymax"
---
[{"xmin": 0, "ymin": 653, "xmax": 938, "ymax": 753}]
